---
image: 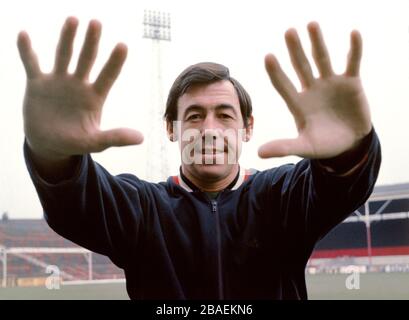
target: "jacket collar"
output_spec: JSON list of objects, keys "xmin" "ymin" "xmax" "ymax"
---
[{"xmin": 172, "ymin": 166, "xmax": 253, "ymax": 192}]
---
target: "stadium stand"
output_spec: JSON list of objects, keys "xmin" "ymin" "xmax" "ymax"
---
[
  {"xmin": 310, "ymin": 183, "xmax": 409, "ymax": 272},
  {"xmin": 0, "ymin": 219, "xmax": 124, "ymax": 283}
]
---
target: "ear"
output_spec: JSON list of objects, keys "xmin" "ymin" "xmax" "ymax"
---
[
  {"xmin": 242, "ymin": 116, "xmax": 254, "ymax": 142},
  {"xmin": 166, "ymin": 120, "xmax": 177, "ymax": 142}
]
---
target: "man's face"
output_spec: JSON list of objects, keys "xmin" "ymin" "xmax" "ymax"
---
[{"xmin": 168, "ymin": 80, "xmax": 253, "ymax": 181}]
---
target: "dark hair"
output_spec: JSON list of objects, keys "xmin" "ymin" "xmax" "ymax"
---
[{"xmin": 164, "ymin": 62, "xmax": 252, "ymax": 127}]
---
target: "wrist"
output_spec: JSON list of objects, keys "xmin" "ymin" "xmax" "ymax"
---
[
  {"xmin": 25, "ymin": 138, "xmax": 72, "ymax": 163},
  {"xmin": 24, "ymin": 138, "xmax": 82, "ymax": 184},
  {"xmin": 317, "ymin": 127, "xmax": 374, "ymax": 175}
]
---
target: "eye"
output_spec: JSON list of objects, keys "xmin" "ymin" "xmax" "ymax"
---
[
  {"xmin": 219, "ymin": 113, "xmax": 233, "ymax": 119},
  {"xmin": 186, "ymin": 114, "xmax": 201, "ymax": 121}
]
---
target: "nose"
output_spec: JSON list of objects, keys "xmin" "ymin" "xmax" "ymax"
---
[
  {"xmin": 200, "ymin": 116, "xmax": 227, "ymax": 154},
  {"xmin": 201, "ymin": 113, "xmax": 218, "ymax": 131},
  {"xmin": 201, "ymin": 114, "xmax": 222, "ymax": 138}
]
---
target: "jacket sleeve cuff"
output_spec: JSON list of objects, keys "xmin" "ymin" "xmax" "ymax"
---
[
  {"xmin": 314, "ymin": 127, "xmax": 375, "ymax": 177},
  {"xmin": 23, "ymin": 139, "xmax": 88, "ymax": 188}
]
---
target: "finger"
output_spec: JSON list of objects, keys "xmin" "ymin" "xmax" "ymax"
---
[
  {"xmin": 93, "ymin": 128, "xmax": 144, "ymax": 152},
  {"xmin": 258, "ymin": 138, "xmax": 306, "ymax": 158},
  {"xmin": 265, "ymin": 54, "xmax": 298, "ymax": 107},
  {"xmin": 74, "ymin": 20, "xmax": 102, "ymax": 80},
  {"xmin": 93, "ymin": 43, "xmax": 127, "ymax": 97},
  {"xmin": 285, "ymin": 28, "xmax": 314, "ymax": 88},
  {"xmin": 307, "ymin": 22, "xmax": 334, "ymax": 78},
  {"xmin": 17, "ymin": 31, "xmax": 42, "ymax": 79},
  {"xmin": 54, "ymin": 17, "xmax": 79, "ymax": 74},
  {"xmin": 345, "ymin": 30, "xmax": 362, "ymax": 77}
]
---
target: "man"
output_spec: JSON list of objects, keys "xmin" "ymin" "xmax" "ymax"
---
[{"xmin": 18, "ymin": 17, "xmax": 381, "ymax": 299}]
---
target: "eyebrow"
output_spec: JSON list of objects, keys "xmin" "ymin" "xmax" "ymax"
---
[{"xmin": 183, "ymin": 104, "xmax": 238, "ymax": 119}]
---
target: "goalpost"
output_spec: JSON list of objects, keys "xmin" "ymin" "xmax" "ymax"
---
[{"xmin": 0, "ymin": 247, "xmax": 93, "ymax": 288}]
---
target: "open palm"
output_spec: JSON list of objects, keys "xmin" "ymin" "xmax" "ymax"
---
[
  {"xmin": 258, "ymin": 22, "xmax": 372, "ymax": 159},
  {"xmin": 18, "ymin": 17, "xmax": 143, "ymax": 161}
]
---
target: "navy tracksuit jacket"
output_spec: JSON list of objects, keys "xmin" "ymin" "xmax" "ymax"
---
[{"xmin": 24, "ymin": 129, "xmax": 381, "ymax": 299}]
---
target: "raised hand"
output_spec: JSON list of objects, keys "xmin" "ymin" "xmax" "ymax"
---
[
  {"xmin": 18, "ymin": 17, "xmax": 144, "ymax": 162},
  {"xmin": 258, "ymin": 22, "xmax": 372, "ymax": 159}
]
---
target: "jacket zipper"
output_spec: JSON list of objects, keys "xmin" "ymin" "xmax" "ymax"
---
[{"xmin": 211, "ymin": 199, "xmax": 224, "ymax": 300}]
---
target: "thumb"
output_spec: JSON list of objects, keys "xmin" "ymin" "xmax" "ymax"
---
[
  {"xmin": 258, "ymin": 138, "xmax": 306, "ymax": 158},
  {"xmin": 94, "ymin": 128, "xmax": 144, "ymax": 152}
]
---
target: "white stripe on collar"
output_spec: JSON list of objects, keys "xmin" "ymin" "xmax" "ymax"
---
[
  {"xmin": 176, "ymin": 166, "xmax": 254, "ymax": 192},
  {"xmin": 231, "ymin": 166, "xmax": 247, "ymax": 191},
  {"xmin": 177, "ymin": 174, "xmax": 193, "ymax": 192}
]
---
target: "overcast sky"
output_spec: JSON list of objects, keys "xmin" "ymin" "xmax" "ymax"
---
[{"xmin": 1, "ymin": 0, "xmax": 408, "ymax": 218}]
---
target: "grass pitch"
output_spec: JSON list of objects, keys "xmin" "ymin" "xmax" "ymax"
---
[{"xmin": 0, "ymin": 273, "xmax": 408, "ymax": 300}]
